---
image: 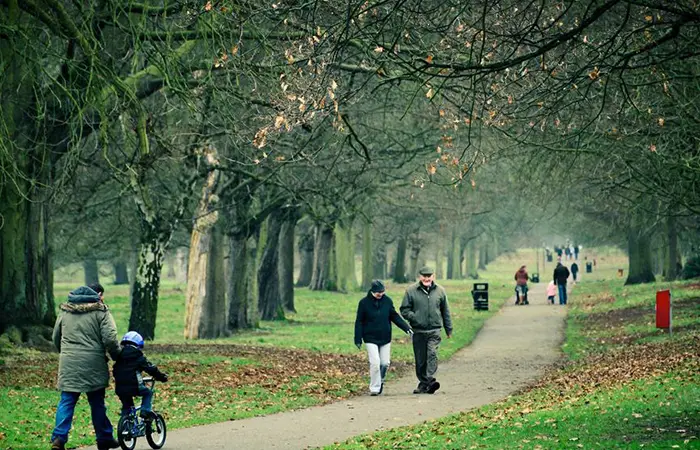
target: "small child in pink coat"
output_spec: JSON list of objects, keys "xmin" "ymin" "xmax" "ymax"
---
[{"xmin": 546, "ymin": 281, "xmax": 557, "ymax": 305}]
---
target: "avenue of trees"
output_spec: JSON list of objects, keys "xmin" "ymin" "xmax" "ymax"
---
[{"xmin": 1, "ymin": 0, "xmax": 698, "ymax": 341}]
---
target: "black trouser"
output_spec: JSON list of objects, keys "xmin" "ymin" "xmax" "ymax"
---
[{"xmin": 412, "ymin": 329, "xmax": 442, "ymax": 388}]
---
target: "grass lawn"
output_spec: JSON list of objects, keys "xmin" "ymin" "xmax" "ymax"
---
[
  {"xmin": 0, "ymin": 250, "xmax": 526, "ymax": 449},
  {"xmin": 327, "ymin": 253, "xmax": 700, "ymax": 449}
]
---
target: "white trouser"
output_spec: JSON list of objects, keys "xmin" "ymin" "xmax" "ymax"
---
[{"xmin": 366, "ymin": 343, "xmax": 391, "ymax": 393}]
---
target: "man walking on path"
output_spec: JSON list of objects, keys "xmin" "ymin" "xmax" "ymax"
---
[
  {"xmin": 553, "ymin": 261, "xmax": 571, "ymax": 305},
  {"xmin": 400, "ymin": 266, "xmax": 452, "ymax": 395},
  {"xmin": 354, "ymin": 280, "xmax": 412, "ymax": 396},
  {"xmin": 51, "ymin": 284, "xmax": 121, "ymax": 450}
]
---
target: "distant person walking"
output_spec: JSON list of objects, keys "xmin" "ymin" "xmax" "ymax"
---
[
  {"xmin": 354, "ymin": 280, "xmax": 412, "ymax": 396},
  {"xmin": 51, "ymin": 284, "xmax": 121, "ymax": 450},
  {"xmin": 514, "ymin": 265, "xmax": 529, "ymax": 305},
  {"xmin": 571, "ymin": 261, "xmax": 579, "ymax": 283},
  {"xmin": 553, "ymin": 261, "xmax": 571, "ymax": 305},
  {"xmin": 574, "ymin": 244, "xmax": 580, "ymax": 260},
  {"xmin": 400, "ymin": 267, "xmax": 452, "ymax": 395}
]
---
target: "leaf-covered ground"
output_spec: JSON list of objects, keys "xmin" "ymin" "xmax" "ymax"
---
[{"xmin": 0, "ymin": 343, "xmax": 410, "ymax": 449}]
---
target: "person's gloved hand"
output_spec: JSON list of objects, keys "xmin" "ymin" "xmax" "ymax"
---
[{"xmin": 158, "ymin": 374, "xmax": 169, "ymax": 383}]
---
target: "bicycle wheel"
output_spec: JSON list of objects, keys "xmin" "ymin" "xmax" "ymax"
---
[
  {"xmin": 145, "ymin": 413, "xmax": 167, "ymax": 449},
  {"xmin": 117, "ymin": 415, "xmax": 137, "ymax": 450}
]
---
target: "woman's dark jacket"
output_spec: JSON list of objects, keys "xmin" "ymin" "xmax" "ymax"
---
[
  {"xmin": 113, "ymin": 344, "xmax": 167, "ymax": 397},
  {"xmin": 354, "ymin": 292, "xmax": 411, "ymax": 347}
]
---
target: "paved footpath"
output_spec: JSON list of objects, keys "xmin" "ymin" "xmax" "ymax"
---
[{"xmin": 88, "ymin": 282, "xmax": 567, "ymax": 450}]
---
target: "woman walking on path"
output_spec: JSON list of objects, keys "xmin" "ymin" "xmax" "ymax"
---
[
  {"xmin": 514, "ymin": 265, "xmax": 529, "ymax": 305},
  {"xmin": 354, "ymin": 280, "xmax": 412, "ymax": 396}
]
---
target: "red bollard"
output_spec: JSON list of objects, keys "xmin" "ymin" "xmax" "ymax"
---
[{"xmin": 655, "ymin": 290, "xmax": 672, "ymax": 333}]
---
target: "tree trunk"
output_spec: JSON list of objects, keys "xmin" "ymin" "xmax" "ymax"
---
[
  {"xmin": 0, "ymin": 19, "xmax": 55, "ymax": 333},
  {"xmin": 84, "ymin": 258, "xmax": 100, "ymax": 286},
  {"xmin": 435, "ymin": 225, "xmax": 444, "ymax": 280},
  {"xmin": 128, "ymin": 233, "xmax": 167, "ymax": 340},
  {"xmin": 0, "ymin": 182, "xmax": 56, "ymax": 333},
  {"xmin": 451, "ymin": 229, "xmax": 461, "ymax": 279},
  {"xmin": 247, "ymin": 235, "xmax": 260, "ymax": 327},
  {"xmin": 373, "ymin": 242, "xmax": 387, "ymax": 280},
  {"xmin": 165, "ymin": 252, "xmax": 176, "ymax": 278},
  {"xmin": 184, "ymin": 222, "xmax": 227, "ymax": 339},
  {"xmin": 625, "ymin": 224, "xmax": 656, "ymax": 285},
  {"xmin": 346, "ymin": 223, "xmax": 359, "ymax": 291},
  {"xmin": 483, "ymin": 240, "xmax": 492, "ymax": 266},
  {"xmin": 278, "ymin": 210, "xmax": 298, "ymax": 313},
  {"xmin": 408, "ymin": 238, "xmax": 421, "ymax": 282},
  {"xmin": 392, "ymin": 236, "xmax": 408, "ymax": 283},
  {"xmin": 296, "ymin": 221, "xmax": 315, "ymax": 287},
  {"xmin": 361, "ymin": 221, "xmax": 372, "ymax": 290},
  {"xmin": 258, "ymin": 210, "xmax": 285, "ymax": 320},
  {"xmin": 227, "ymin": 236, "xmax": 249, "ymax": 331},
  {"xmin": 478, "ymin": 242, "xmax": 487, "ymax": 270},
  {"xmin": 665, "ymin": 215, "xmax": 680, "ymax": 281},
  {"xmin": 184, "ymin": 151, "xmax": 229, "ymax": 338},
  {"xmin": 335, "ymin": 223, "xmax": 349, "ymax": 292},
  {"xmin": 113, "ymin": 259, "xmax": 129, "ymax": 285},
  {"xmin": 175, "ymin": 247, "xmax": 188, "ymax": 284},
  {"xmin": 446, "ymin": 233, "xmax": 455, "ymax": 280},
  {"xmin": 335, "ymin": 221, "xmax": 358, "ymax": 292},
  {"xmin": 310, "ymin": 223, "xmax": 336, "ymax": 291},
  {"xmin": 459, "ymin": 237, "xmax": 467, "ymax": 279},
  {"xmin": 466, "ymin": 240, "xmax": 479, "ymax": 279}
]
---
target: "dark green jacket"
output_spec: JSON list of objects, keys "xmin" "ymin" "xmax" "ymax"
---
[
  {"xmin": 400, "ymin": 282, "xmax": 453, "ymax": 334},
  {"xmin": 52, "ymin": 286, "xmax": 120, "ymax": 392}
]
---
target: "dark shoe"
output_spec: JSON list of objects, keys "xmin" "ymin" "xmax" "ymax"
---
[
  {"xmin": 412, "ymin": 384, "xmax": 428, "ymax": 394},
  {"xmin": 427, "ymin": 381, "xmax": 441, "ymax": 394},
  {"xmin": 370, "ymin": 392, "xmax": 379, "ymax": 396},
  {"xmin": 379, "ymin": 382, "xmax": 384, "ymax": 394},
  {"xmin": 96, "ymin": 438, "xmax": 120, "ymax": 450},
  {"xmin": 140, "ymin": 410, "xmax": 157, "ymax": 421},
  {"xmin": 50, "ymin": 438, "xmax": 65, "ymax": 450}
]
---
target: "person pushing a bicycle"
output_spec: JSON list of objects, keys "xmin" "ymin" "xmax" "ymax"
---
[
  {"xmin": 113, "ymin": 332, "xmax": 168, "ymax": 421},
  {"xmin": 514, "ymin": 265, "xmax": 529, "ymax": 305}
]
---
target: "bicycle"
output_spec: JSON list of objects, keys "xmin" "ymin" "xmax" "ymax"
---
[{"xmin": 117, "ymin": 377, "xmax": 167, "ymax": 450}]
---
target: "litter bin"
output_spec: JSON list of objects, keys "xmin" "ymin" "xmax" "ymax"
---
[
  {"xmin": 586, "ymin": 261, "xmax": 593, "ymax": 273},
  {"xmin": 531, "ymin": 273, "xmax": 540, "ymax": 283},
  {"xmin": 472, "ymin": 283, "xmax": 489, "ymax": 311}
]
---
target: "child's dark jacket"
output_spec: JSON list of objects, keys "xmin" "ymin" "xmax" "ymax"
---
[{"xmin": 113, "ymin": 345, "xmax": 167, "ymax": 397}]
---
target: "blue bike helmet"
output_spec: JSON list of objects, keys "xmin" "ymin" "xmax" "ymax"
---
[{"xmin": 121, "ymin": 331, "xmax": 144, "ymax": 349}]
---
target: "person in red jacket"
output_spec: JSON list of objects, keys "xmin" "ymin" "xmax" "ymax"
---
[{"xmin": 514, "ymin": 265, "xmax": 529, "ymax": 305}]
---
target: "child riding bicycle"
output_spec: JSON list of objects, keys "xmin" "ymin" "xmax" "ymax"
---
[{"xmin": 113, "ymin": 331, "xmax": 168, "ymax": 421}]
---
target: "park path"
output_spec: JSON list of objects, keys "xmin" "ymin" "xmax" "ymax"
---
[{"xmin": 90, "ymin": 281, "xmax": 567, "ymax": 450}]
